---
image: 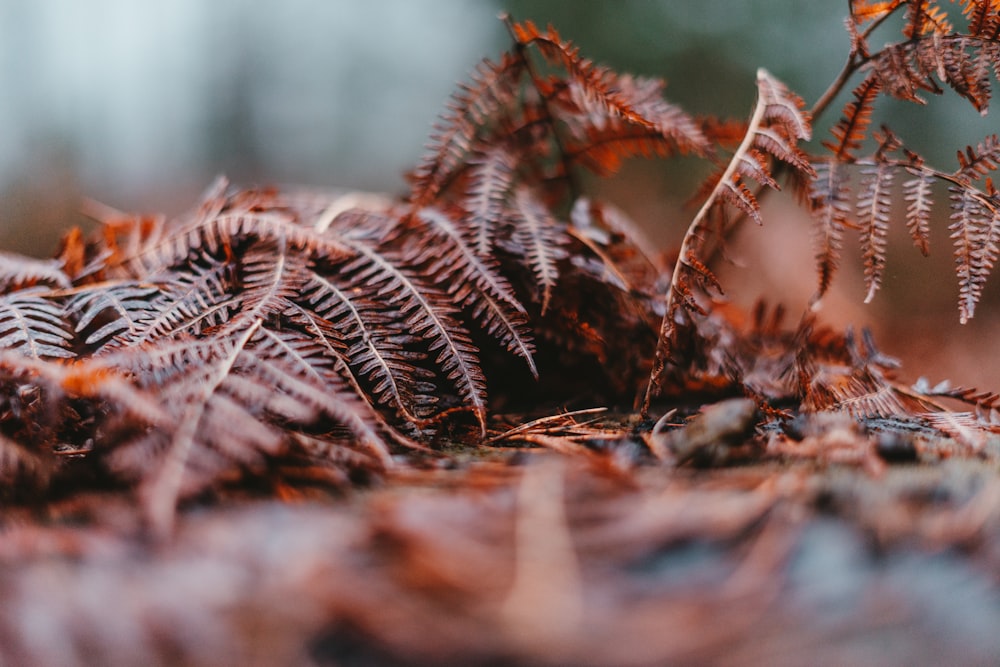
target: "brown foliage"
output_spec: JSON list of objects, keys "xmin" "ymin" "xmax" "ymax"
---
[{"xmin": 4, "ymin": 5, "xmax": 1000, "ymax": 661}]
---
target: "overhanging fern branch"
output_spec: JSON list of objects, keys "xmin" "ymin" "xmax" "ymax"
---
[
  {"xmin": 642, "ymin": 69, "xmax": 813, "ymax": 413},
  {"xmin": 810, "ymin": 130, "xmax": 1000, "ymax": 321}
]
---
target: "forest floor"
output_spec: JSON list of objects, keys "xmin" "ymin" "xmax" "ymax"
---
[{"xmin": 2, "ymin": 408, "xmax": 1000, "ymax": 667}]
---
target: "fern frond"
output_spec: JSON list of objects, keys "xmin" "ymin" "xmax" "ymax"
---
[
  {"xmin": 903, "ymin": 169, "xmax": 935, "ymax": 255},
  {"xmin": 413, "ymin": 207, "xmax": 537, "ymax": 377},
  {"xmin": 905, "ymin": 0, "xmax": 953, "ymax": 38},
  {"xmin": 559, "ymin": 75, "xmax": 710, "ymax": 170},
  {"xmin": 850, "ymin": 0, "xmax": 906, "ymax": 25},
  {"xmin": 610, "ymin": 75, "xmax": 711, "ymax": 155},
  {"xmin": 567, "ymin": 124, "xmax": 698, "ymax": 177},
  {"xmin": 121, "ymin": 198, "xmax": 349, "ymax": 278},
  {"xmin": 510, "ymin": 186, "xmax": 569, "ymax": 315},
  {"xmin": 115, "ymin": 258, "xmax": 234, "ymax": 348},
  {"xmin": 67, "ymin": 281, "xmax": 162, "ymax": 349},
  {"xmin": 409, "ymin": 53, "xmax": 524, "ymax": 206},
  {"xmin": 955, "ymin": 134, "xmax": 1000, "ymax": 181},
  {"xmin": 824, "ymin": 76, "xmax": 881, "ymax": 160},
  {"xmin": 643, "ymin": 69, "xmax": 813, "ymax": 411},
  {"xmin": 247, "ymin": 326, "xmax": 393, "ymax": 464},
  {"xmin": 875, "ymin": 42, "xmax": 937, "ymax": 104},
  {"xmin": 109, "ymin": 320, "xmax": 390, "ymax": 534},
  {"xmin": 825, "ymin": 370, "xmax": 910, "ymax": 418},
  {"xmin": 809, "ymin": 162, "xmax": 853, "ymax": 301},
  {"xmin": 857, "ymin": 162, "xmax": 895, "ymax": 302},
  {"xmin": 298, "ymin": 269, "xmax": 436, "ymax": 425},
  {"xmin": 948, "ymin": 184, "xmax": 1000, "ymax": 323},
  {"xmin": 125, "ymin": 322, "xmax": 278, "ymax": 533},
  {"xmin": 871, "ymin": 33, "xmax": 1000, "ymax": 113},
  {"xmin": 229, "ymin": 236, "xmax": 309, "ymax": 327},
  {"xmin": 936, "ymin": 36, "xmax": 989, "ymax": 111},
  {"xmin": 0, "ymin": 253, "xmax": 70, "ymax": 292},
  {"xmin": 463, "ymin": 145, "xmax": 517, "ymax": 256},
  {"xmin": 338, "ymin": 235, "xmax": 489, "ymax": 431},
  {"xmin": 511, "ymin": 20, "xmax": 655, "ymax": 130},
  {"xmin": 960, "ymin": 0, "xmax": 1000, "ymax": 37},
  {"xmin": 0, "ymin": 291, "xmax": 74, "ymax": 360}
]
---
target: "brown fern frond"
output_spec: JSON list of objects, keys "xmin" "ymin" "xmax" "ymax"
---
[
  {"xmin": 935, "ymin": 35, "xmax": 989, "ymax": 110},
  {"xmin": 850, "ymin": 0, "xmax": 907, "ymax": 24},
  {"xmin": 409, "ymin": 53, "xmax": 524, "ymax": 207},
  {"xmin": 869, "ymin": 33, "xmax": 1000, "ymax": 113},
  {"xmin": 560, "ymin": 74, "xmax": 711, "ymax": 160},
  {"xmin": 104, "ymin": 317, "xmax": 393, "ymax": 533},
  {"xmin": 960, "ymin": 0, "xmax": 1000, "ymax": 37},
  {"xmin": 875, "ymin": 42, "xmax": 938, "ymax": 104},
  {"xmin": 911, "ymin": 375, "xmax": 1000, "ymax": 408},
  {"xmin": 0, "ymin": 253, "xmax": 70, "ymax": 292},
  {"xmin": 825, "ymin": 371, "xmax": 910, "ymax": 418},
  {"xmin": 905, "ymin": 0, "xmax": 953, "ymax": 38},
  {"xmin": 567, "ymin": 125, "xmax": 697, "ymax": 177},
  {"xmin": 120, "ymin": 200, "xmax": 348, "ymax": 278},
  {"xmin": 510, "ymin": 20, "xmax": 656, "ymax": 130},
  {"xmin": 337, "ymin": 234, "xmax": 490, "ymax": 432},
  {"xmin": 67, "ymin": 282, "xmax": 163, "ymax": 348},
  {"xmin": 111, "ymin": 258, "xmax": 234, "ymax": 348},
  {"xmin": 0, "ymin": 291, "xmax": 74, "ymax": 360},
  {"xmin": 682, "ymin": 251, "xmax": 724, "ymax": 296},
  {"xmin": 509, "ymin": 186, "xmax": 569, "ymax": 315},
  {"xmin": 297, "ymin": 268, "xmax": 436, "ymax": 426},
  {"xmin": 955, "ymin": 134, "xmax": 1000, "ymax": 181},
  {"xmin": 410, "ymin": 207, "xmax": 537, "ymax": 378},
  {"xmin": 809, "ymin": 162, "xmax": 853, "ymax": 301},
  {"xmin": 463, "ymin": 145, "xmax": 517, "ymax": 256},
  {"xmin": 643, "ymin": 69, "xmax": 813, "ymax": 412},
  {"xmin": 903, "ymin": 169, "xmax": 935, "ymax": 255},
  {"xmin": 948, "ymin": 184, "xmax": 1000, "ymax": 323},
  {"xmin": 823, "ymin": 76, "xmax": 881, "ymax": 160},
  {"xmin": 857, "ymin": 162, "xmax": 895, "ymax": 302}
]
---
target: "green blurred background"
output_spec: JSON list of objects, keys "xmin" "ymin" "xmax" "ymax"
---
[{"xmin": 0, "ymin": 1, "xmax": 996, "ymax": 388}]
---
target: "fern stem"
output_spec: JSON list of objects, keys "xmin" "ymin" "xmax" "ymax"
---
[{"xmin": 811, "ymin": 54, "xmax": 862, "ymax": 121}]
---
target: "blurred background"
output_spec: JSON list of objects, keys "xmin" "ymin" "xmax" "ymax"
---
[{"xmin": 1, "ymin": 1, "xmax": 997, "ymax": 389}]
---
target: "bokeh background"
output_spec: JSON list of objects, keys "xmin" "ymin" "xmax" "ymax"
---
[{"xmin": 1, "ymin": 1, "xmax": 997, "ymax": 389}]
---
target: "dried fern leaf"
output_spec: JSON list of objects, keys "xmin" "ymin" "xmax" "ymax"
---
[
  {"xmin": 850, "ymin": 0, "xmax": 906, "ymax": 25},
  {"xmin": 948, "ymin": 184, "xmax": 1000, "ymax": 323},
  {"xmin": 337, "ymin": 235, "xmax": 489, "ymax": 432},
  {"xmin": 0, "ymin": 291, "xmax": 74, "ymax": 360},
  {"xmin": 463, "ymin": 145, "xmax": 518, "ymax": 256},
  {"xmin": 955, "ymin": 134, "xmax": 1000, "ymax": 181},
  {"xmin": 298, "ymin": 266, "xmax": 437, "ymax": 425},
  {"xmin": 644, "ymin": 69, "xmax": 813, "ymax": 411},
  {"xmin": 512, "ymin": 20, "xmax": 656, "ymax": 130},
  {"xmin": 809, "ymin": 161, "xmax": 853, "ymax": 301},
  {"xmin": 0, "ymin": 253, "xmax": 70, "ymax": 292},
  {"xmin": 111, "ymin": 319, "xmax": 391, "ymax": 534},
  {"xmin": 510, "ymin": 186, "xmax": 569, "ymax": 315},
  {"xmin": 117, "ymin": 258, "xmax": 235, "ymax": 347},
  {"xmin": 824, "ymin": 76, "xmax": 881, "ymax": 160},
  {"xmin": 413, "ymin": 207, "xmax": 537, "ymax": 377},
  {"xmin": 67, "ymin": 281, "xmax": 163, "ymax": 348},
  {"xmin": 560, "ymin": 75, "xmax": 710, "ymax": 175},
  {"xmin": 409, "ymin": 53, "xmax": 524, "ymax": 206},
  {"xmin": 857, "ymin": 162, "xmax": 894, "ymax": 302},
  {"xmin": 903, "ymin": 169, "xmax": 935, "ymax": 255}
]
